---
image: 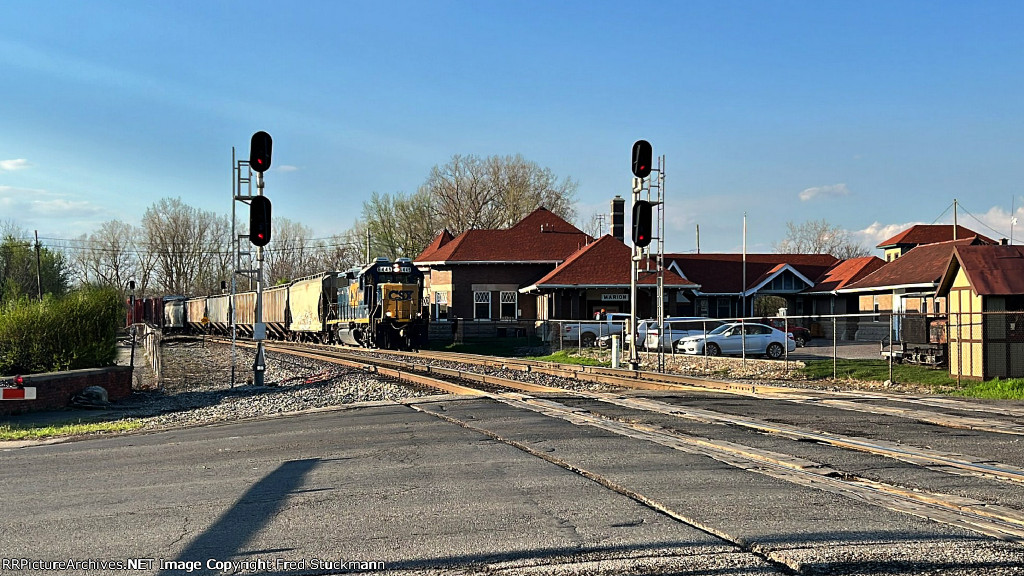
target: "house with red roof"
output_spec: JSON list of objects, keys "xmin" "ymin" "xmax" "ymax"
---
[
  {"xmin": 877, "ymin": 224, "xmax": 994, "ymax": 262},
  {"xmin": 800, "ymin": 256, "xmax": 886, "ymax": 314},
  {"xmin": 838, "ymin": 237, "xmax": 992, "ymax": 341},
  {"xmin": 415, "ymin": 208, "xmax": 592, "ymax": 334},
  {"xmin": 665, "ymin": 253, "xmax": 839, "ymax": 319},
  {"xmin": 520, "ymin": 235, "xmax": 698, "ymax": 319},
  {"xmin": 936, "ymin": 244, "xmax": 1024, "ymax": 379}
]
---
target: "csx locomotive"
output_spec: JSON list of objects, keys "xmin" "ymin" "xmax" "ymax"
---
[
  {"xmin": 134, "ymin": 257, "xmax": 426, "ymax": 350},
  {"xmin": 333, "ymin": 257, "xmax": 426, "ymax": 349}
]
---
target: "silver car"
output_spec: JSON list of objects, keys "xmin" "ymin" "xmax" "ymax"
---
[
  {"xmin": 677, "ymin": 322, "xmax": 796, "ymax": 359},
  {"xmin": 643, "ymin": 317, "xmax": 724, "ymax": 350}
]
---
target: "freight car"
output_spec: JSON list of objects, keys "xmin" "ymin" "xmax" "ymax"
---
[
  {"xmin": 288, "ymin": 272, "xmax": 341, "ymax": 343},
  {"xmin": 162, "ymin": 296, "xmax": 186, "ymax": 334},
  {"xmin": 186, "ymin": 297, "xmax": 207, "ymax": 333},
  {"xmin": 333, "ymin": 257, "xmax": 426, "ymax": 349}
]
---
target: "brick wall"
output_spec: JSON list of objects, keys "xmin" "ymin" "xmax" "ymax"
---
[{"xmin": 0, "ymin": 367, "xmax": 133, "ymax": 416}]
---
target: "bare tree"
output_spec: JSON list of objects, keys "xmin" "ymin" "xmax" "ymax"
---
[
  {"xmin": 314, "ymin": 228, "xmax": 365, "ymax": 272},
  {"xmin": 73, "ymin": 220, "xmax": 138, "ymax": 297},
  {"xmin": 774, "ymin": 219, "xmax": 870, "ymax": 259},
  {"xmin": 141, "ymin": 198, "xmax": 229, "ymax": 295},
  {"xmin": 361, "ymin": 154, "xmax": 579, "ymax": 260},
  {"xmin": 483, "ymin": 154, "xmax": 577, "ymax": 229},
  {"xmin": 577, "ymin": 212, "xmax": 605, "ymax": 238},
  {"xmin": 263, "ymin": 218, "xmax": 324, "ymax": 284}
]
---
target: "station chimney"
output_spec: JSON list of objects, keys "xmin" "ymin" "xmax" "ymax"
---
[{"xmin": 611, "ymin": 195, "xmax": 625, "ymax": 243}]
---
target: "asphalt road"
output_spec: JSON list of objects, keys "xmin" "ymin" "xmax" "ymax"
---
[{"xmin": 4, "ymin": 390, "xmax": 1024, "ymax": 575}]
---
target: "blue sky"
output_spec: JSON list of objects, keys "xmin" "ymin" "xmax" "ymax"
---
[{"xmin": 3, "ymin": 1, "xmax": 1024, "ymax": 255}]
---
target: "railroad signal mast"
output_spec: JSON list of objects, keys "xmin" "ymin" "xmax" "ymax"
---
[
  {"xmin": 231, "ymin": 131, "xmax": 273, "ymax": 387},
  {"xmin": 628, "ymin": 140, "xmax": 666, "ymax": 372}
]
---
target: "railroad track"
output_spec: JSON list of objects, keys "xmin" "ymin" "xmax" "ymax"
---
[{"xmin": 234, "ymin": 340, "xmax": 1024, "ymax": 555}]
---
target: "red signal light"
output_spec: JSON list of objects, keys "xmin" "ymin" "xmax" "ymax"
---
[
  {"xmin": 14, "ymin": 375, "xmax": 23, "ymax": 386},
  {"xmin": 632, "ymin": 140, "xmax": 653, "ymax": 179},
  {"xmin": 249, "ymin": 131, "xmax": 273, "ymax": 173}
]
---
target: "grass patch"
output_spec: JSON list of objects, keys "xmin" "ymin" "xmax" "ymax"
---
[
  {"xmin": 940, "ymin": 379, "xmax": 1024, "ymax": 400},
  {"xmin": 0, "ymin": 419, "xmax": 142, "ymax": 441},
  {"xmin": 525, "ymin": 350, "xmax": 606, "ymax": 366},
  {"xmin": 800, "ymin": 359, "xmax": 1024, "ymax": 400},
  {"xmin": 800, "ymin": 359, "xmax": 959, "ymax": 387}
]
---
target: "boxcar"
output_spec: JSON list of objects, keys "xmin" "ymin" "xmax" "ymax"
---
[
  {"xmin": 126, "ymin": 298, "xmax": 145, "ymax": 328},
  {"xmin": 142, "ymin": 297, "xmax": 164, "ymax": 327}
]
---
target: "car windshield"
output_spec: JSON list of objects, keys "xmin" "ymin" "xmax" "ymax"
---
[{"xmin": 707, "ymin": 324, "xmax": 733, "ymax": 335}]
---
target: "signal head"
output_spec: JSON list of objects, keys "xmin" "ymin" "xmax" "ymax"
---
[
  {"xmin": 249, "ymin": 131, "xmax": 273, "ymax": 173},
  {"xmin": 631, "ymin": 139, "xmax": 652, "ymax": 179},
  {"xmin": 249, "ymin": 195, "xmax": 272, "ymax": 247},
  {"xmin": 631, "ymin": 199, "xmax": 653, "ymax": 248}
]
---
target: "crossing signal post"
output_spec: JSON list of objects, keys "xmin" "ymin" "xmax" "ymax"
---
[
  {"xmin": 629, "ymin": 139, "xmax": 655, "ymax": 370},
  {"xmin": 247, "ymin": 131, "xmax": 273, "ymax": 386}
]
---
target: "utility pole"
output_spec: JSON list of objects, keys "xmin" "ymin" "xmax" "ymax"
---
[{"xmin": 34, "ymin": 230, "xmax": 42, "ymax": 300}]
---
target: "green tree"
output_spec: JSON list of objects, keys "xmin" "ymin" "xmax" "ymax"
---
[{"xmin": 0, "ymin": 233, "xmax": 71, "ymax": 303}]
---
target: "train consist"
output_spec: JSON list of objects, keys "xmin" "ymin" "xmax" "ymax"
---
[{"xmin": 127, "ymin": 257, "xmax": 427, "ymax": 350}]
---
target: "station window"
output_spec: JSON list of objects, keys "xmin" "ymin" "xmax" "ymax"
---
[
  {"xmin": 433, "ymin": 291, "xmax": 448, "ymax": 321},
  {"xmin": 500, "ymin": 291, "xmax": 517, "ymax": 320},
  {"xmin": 474, "ymin": 291, "xmax": 491, "ymax": 320}
]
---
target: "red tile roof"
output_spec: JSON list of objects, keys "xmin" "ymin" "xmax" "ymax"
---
[
  {"xmin": 525, "ymin": 235, "xmax": 696, "ymax": 289},
  {"xmin": 938, "ymin": 245, "xmax": 1024, "ymax": 296},
  {"xmin": 415, "ymin": 208, "xmax": 592, "ymax": 264},
  {"xmin": 876, "ymin": 224, "xmax": 994, "ymax": 248},
  {"xmin": 804, "ymin": 256, "xmax": 886, "ymax": 294},
  {"xmin": 843, "ymin": 238, "xmax": 985, "ymax": 291},
  {"xmin": 415, "ymin": 229, "xmax": 454, "ymax": 261},
  {"xmin": 665, "ymin": 253, "xmax": 838, "ymax": 294}
]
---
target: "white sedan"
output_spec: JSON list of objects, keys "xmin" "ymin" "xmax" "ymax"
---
[{"xmin": 676, "ymin": 322, "xmax": 796, "ymax": 359}]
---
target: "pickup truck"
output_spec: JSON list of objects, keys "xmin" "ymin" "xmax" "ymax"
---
[
  {"xmin": 561, "ymin": 313, "xmax": 632, "ymax": 347},
  {"xmin": 764, "ymin": 317, "xmax": 812, "ymax": 347}
]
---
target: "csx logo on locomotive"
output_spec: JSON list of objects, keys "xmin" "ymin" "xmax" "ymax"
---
[{"xmin": 388, "ymin": 290, "xmax": 414, "ymax": 301}]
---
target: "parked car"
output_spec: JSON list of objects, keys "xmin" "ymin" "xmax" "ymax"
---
[
  {"xmin": 596, "ymin": 317, "xmax": 652, "ymax": 349},
  {"xmin": 643, "ymin": 317, "xmax": 725, "ymax": 350},
  {"xmin": 763, "ymin": 317, "xmax": 812, "ymax": 347},
  {"xmin": 563, "ymin": 312, "xmax": 632, "ymax": 347},
  {"xmin": 676, "ymin": 322, "xmax": 796, "ymax": 359}
]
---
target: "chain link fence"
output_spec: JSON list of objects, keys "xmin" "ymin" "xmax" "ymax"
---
[{"xmin": 538, "ymin": 312, "xmax": 974, "ymax": 382}]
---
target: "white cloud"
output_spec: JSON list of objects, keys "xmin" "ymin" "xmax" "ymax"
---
[
  {"xmin": 799, "ymin": 183, "xmax": 850, "ymax": 202},
  {"xmin": 276, "ymin": 165, "xmax": 299, "ymax": 173},
  {"xmin": 0, "ymin": 185, "xmax": 103, "ymax": 219},
  {"xmin": 853, "ymin": 205, "xmax": 1019, "ymax": 249},
  {"xmin": 0, "ymin": 158, "xmax": 29, "ymax": 172},
  {"xmin": 853, "ymin": 221, "xmax": 921, "ymax": 249}
]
